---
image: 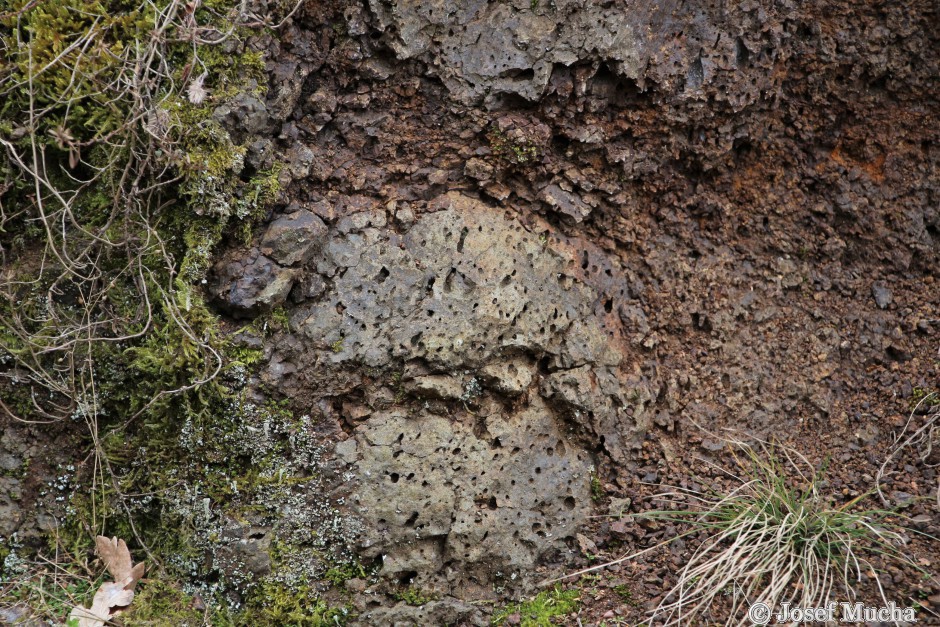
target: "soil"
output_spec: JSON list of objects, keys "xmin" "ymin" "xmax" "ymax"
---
[
  {"xmin": 3, "ymin": 0, "xmax": 939, "ymax": 624},
  {"xmin": 257, "ymin": 0, "xmax": 940, "ymax": 617}
]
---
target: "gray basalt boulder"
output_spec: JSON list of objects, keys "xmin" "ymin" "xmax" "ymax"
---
[
  {"xmin": 266, "ymin": 193, "xmax": 651, "ymax": 590},
  {"xmin": 260, "ymin": 210, "xmax": 328, "ymax": 266}
]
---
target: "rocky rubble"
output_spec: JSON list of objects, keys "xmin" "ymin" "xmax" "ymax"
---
[
  {"xmin": 6, "ymin": 0, "xmax": 936, "ymax": 620},
  {"xmin": 201, "ymin": 0, "xmax": 938, "ymax": 611}
]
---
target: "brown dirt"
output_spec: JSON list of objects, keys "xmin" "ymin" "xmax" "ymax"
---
[{"xmin": 257, "ymin": 0, "xmax": 940, "ymax": 622}]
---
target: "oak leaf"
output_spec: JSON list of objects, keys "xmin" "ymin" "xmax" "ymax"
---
[
  {"xmin": 95, "ymin": 535, "xmax": 145, "ymax": 590},
  {"xmin": 67, "ymin": 537, "xmax": 146, "ymax": 626}
]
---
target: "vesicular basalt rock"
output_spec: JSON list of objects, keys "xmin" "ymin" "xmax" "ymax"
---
[
  {"xmin": 291, "ymin": 193, "xmax": 625, "ymax": 371},
  {"xmin": 267, "ymin": 193, "xmax": 652, "ymax": 590},
  {"xmin": 368, "ymin": 0, "xmax": 647, "ymax": 104}
]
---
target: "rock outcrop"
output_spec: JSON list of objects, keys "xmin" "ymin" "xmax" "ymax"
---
[{"xmin": 261, "ymin": 193, "xmax": 652, "ymax": 589}]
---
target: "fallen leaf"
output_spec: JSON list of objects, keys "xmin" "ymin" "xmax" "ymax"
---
[
  {"xmin": 93, "ymin": 581, "xmax": 134, "ymax": 613},
  {"xmin": 96, "ymin": 536, "xmax": 131, "ymax": 582},
  {"xmin": 68, "ymin": 582, "xmax": 134, "ymax": 627},
  {"xmin": 95, "ymin": 536, "xmax": 144, "ymax": 590},
  {"xmin": 69, "ymin": 536, "xmax": 146, "ymax": 625},
  {"xmin": 68, "ymin": 604, "xmax": 108, "ymax": 627}
]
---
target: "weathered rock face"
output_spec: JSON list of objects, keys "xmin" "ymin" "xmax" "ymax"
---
[
  {"xmin": 345, "ymin": 398, "xmax": 591, "ymax": 585},
  {"xmin": 369, "ymin": 0, "xmax": 647, "ymax": 104},
  {"xmin": 3, "ymin": 0, "xmax": 938, "ymax": 622},
  {"xmin": 200, "ymin": 0, "xmax": 937, "ymax": 614},
  {"xmin": 260, "ymin": 209, "xmax": 327, "ymax": 266},
  {"xmin": 291, "ymin": 193, "xmax": 625, "ymax": 371},
  {"xmin": 264, "ymin": 193, "xmax": 652, "ymax": 590},
  {"xmin": 367, "ymin": 0, "xmax": 778, "ymax": 107},
  {"xmin": 210, "ymin": 249, "xmax": 298, "ymax": 317}
]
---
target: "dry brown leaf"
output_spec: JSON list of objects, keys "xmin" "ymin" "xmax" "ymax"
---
[
  {"xmin": 95, "ymin": 536, "xmax": 132, "ymax": 582},
  {"xmin": 126, "ymin": 561, "xmax": 146, "ymax": 591},
  {"xmin": 68, "ymin": 582, "xmax": 134, "ymax": 627},
  {"xmin": 68, "ymin": 604, "xmax": 109, "ymax": 627},
  {"xmin": 95, "ymin": 535, "xmax": 145, "ymax": 590},
  {"xmin": 69, "ymin": 536, "xmax": 146, "ymax": 625}
]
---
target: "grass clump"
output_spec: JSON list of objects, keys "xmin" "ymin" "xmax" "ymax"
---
[
  {"xmin": 492, "ymin": 586, "xmax": 580, "ymax": 626},
  {"xmin": 556, "ymin": 439, "xmax": 926, "ymax": 626},
  {"xmin": 652, "ymin": 444, "xmax": 909, "ymax": 625}
]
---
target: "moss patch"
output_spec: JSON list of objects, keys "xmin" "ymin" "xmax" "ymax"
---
[{"xmin": 492, "ymin": 587, "xmax": 581, "ymax": 626}]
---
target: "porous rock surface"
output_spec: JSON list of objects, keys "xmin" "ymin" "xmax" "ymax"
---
[
  {"xmin": 291, "ymin": 193, "xmax": 625, "ymax": 374},
  {"xmin": 262, "ymin": 192, "xmax": 652, "ymax": 592},
  {"xmin": 205, "ymin": 0, "xmax": 938, "ymax": 612},
  {"xmin": 368, "ymin": 0, "xmax": 777, "ymax": 107},
  {"xmin": 4, "ymin": 0, "xmax": 929, "ymax": 620}
]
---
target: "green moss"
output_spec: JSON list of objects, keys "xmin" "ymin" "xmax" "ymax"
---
[
  {"xmin": 910, "ymin": 387, "xmax": 938, "ymax": 410},
  {"xmin": 590, "ymin": 472, "xmax": 604, "ymax": 502},
  {"xmin": 1, "ymin": 0, "xmax": 154, "ymax": 144},
  {"xmin": 241, "ymin": 581, "xmax": 352, "ymax": 626},
  {"xmin": 324, "ymin": 562, "xmax": 368, "ymax": 587},
  {"xmin": 492, "ymin": 586, "xmax": 581, "ymax": 626},
  {"xmin": 0, "ymin": 0, "xmax": 308, "ymax": 621},
  {"xmin": 393, "ymin": 586, "xmax": 437, "ymax": 606},
  {"xmin": 120, "ymin": 579, "xmax": 221, "ymax": 626},
  {"xmin": 265, "ymin": 306, "xmax": 292, "ymax": 334},
  {"xmin": 487, "ymin": 129, "xmax": 540, "ymax": 165}
]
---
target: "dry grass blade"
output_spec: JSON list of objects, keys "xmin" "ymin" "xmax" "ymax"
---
[
  {"xmin": 545, "ymin": 437, "xmax": 929, "ymax": 626},
  {"xmin": 877, "ymin": 391, "xmax": 940, "ymax": 509},
  {"xmin": 644, "ymin": 439, "xmax": 918, "ymax": 626}
]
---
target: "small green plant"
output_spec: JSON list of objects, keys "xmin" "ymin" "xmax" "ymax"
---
[
  {"xmin": 492, "ymin": 586, "xmax": 580, "ymax": 626},
  {"xmin": 612, "ymin": 584, "xmax": 639, "ymax": 607},
  {"xmin": 910, "ymin": 387, "xmax": 939, "ymax": 410},
  {"xmin": 331, "ymin": 337, "xmax": 345, "ymax": 353},
  {"xmin": 393, "ymin": 586, "xmax": 437, "ymax": 606},
  {"xmin": 590, "ymin": 472, "xmax": 604, "ymax": 502},
  {"xmin": 487, "ymin": 129, "xmax": 540, "ymax": 165},
  {"xmin": 324, "ymin": 562, "xmax": 368, "ymax": 586}
]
